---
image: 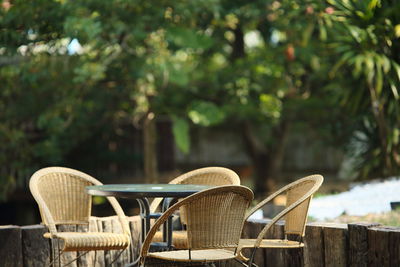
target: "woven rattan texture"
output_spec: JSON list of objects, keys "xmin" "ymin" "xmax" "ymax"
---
[
  {"xmin": 149, "ymin": 166, "xmax": 240, "ymax": 213},
  {"xmin": 151, "ymin": 167, "xmax": 241, "ymax": 249},
  {"xmin": 29, "ymin": 167, "xmax": 130, "ymax": 252},
  {"xmin": 141, "ymin": 185, "xmax": 253, "ymax": 264},
  {"xmin": 236, "ymin": 174, "xmax": 323, "ymax": 265}
]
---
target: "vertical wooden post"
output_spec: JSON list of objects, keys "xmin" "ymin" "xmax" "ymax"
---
[
  {"xmin": 303, "ymin": 223, "xmax": 325, "ymax": 267},
  {"xmin": 21, "ymin": 225, "xmax": 51, "ymax": 266},
  {"xmin": 0, "ymin": 225, "xmax": 23, "ymax": 267},
  {"xmin": 128, "ymin": 215, "xmax": 142, "ymax": 262},
  {"xmin": 286, "ymin": 247, "xmax": 303, "ymax": 267},
  {"xmin": 245, "ymin": 219, "xmax": 267, "ymax": 266},
  {"xmin": 76, "ymin": 224, "xmax": 95, "ymax": 267},
  {"xmin": 388, "ymin": 227, "xmax": 400, "ymax": 266},
  {"xmin": 323, "ymin": 223, "xmax": 348, "ymax": 267},
  {"xmin": 57, "ymin": 225, "xmax": 78, "ymax": 267},
  {"xmin": 348, "ymin": 222, "xmax": 380, "ymax": 267},
  {"xmin": 111, "ymin": 216, "xmax": 130, "ymax": 266},
  {"xmin": 102, "ymin": 218, "xmax": 114, "ymax": 266},
  {"xmin": 268, "ymin": 221, "xmax": 285, "ymax": 267},
  {"xmin": 95, "ymin": 218, "xmax": 106, "ymax": 267},
  {"xmin": 368, "ymin": 226, "xmax": 391, "ymax": 267}
]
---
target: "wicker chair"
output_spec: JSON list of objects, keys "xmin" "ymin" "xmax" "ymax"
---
[
  {"xmin": 29, "ymin": 167, "xmax": 131, "ymax": 266},
  {"xmin": 139, "ymin": 185, "xmax": 253, "ymax": 266},
  {"xmin": 151, "ymin": 166, "xmax": 241, "ymax": 249},
  {"xmin": 236, "ymin": 174, "xmax": 324, "ymax": 267}
]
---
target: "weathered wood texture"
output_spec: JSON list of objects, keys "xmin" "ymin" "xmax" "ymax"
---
[
  {"xmin": 304, "ymin": 222, "xmax": 325, "ymax": 267},
  {"xmin": 0, "ymin": 225, "xmax": 23, "ymax": 267},
  {"xmin": 3, "ymin": 220, "xmax": 400, "ymax": 266},
  {"xmin": 323, "ymin": 223, "xmax": 348, "ymax": 267},
  {"xmin": 367, "ymin": 226, "xmax": 400, "ymax": 267},
  {"xmin": 21, "ymin": 225, "xmax": 51, "ymax": 267},
  {"xmin": 348, "ymin": 222, "xmax": 381, "ymax": 267},
  {"xmin": 0, "ymin": 216, "xmax": 141, "ymax": 267},
  {"xmin": 388, "ymin": 226, "xmax": 400, "ymax": 267}
]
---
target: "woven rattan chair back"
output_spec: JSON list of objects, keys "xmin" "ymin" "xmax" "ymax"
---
[
  {"xmin": 245, "ymin": 174, "xmax": 323, "ymax": 241},
  {"xmin": 284, "ymin": 178, "xmax": 317, "ymax": 236},
  {"xmin": 175, "ymin": 167, "xmax": 241, "ymax": 226},
  {"xmin": 32, "ymin": 170, "xmax": 93, "ymax": 226},
  {"xmin": 149, "ymin": 167, "xmax": 240, "ymax": 213},
  {"xmin": 140, "ymin": 185, "xmax": 253, "ymax": 263},
  {"xmin": 184, "ymin": 186, "xmax": 251, "ymax": 249},
  {"xmin": 285, "ymin": 178, "xmax": 319, "ymax": 236},
  {"xmin": 148, "ymin": 167, "xmax": 240, "ymax": 233},
  {"xmin": 30, "ymin": 167, "xmax": 131, "ymax": 267},
  {"xmin": 29, "ymin": 167, "xmax": 130, "ymax": 250},
  {"xmin": 170, "ymin": 166, "xmax": 241, "ymax": 186}
]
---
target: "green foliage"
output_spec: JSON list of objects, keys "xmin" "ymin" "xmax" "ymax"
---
[
  {"xmin": 325, "ymin": 0, "xmax": 400, "ymax": 179},
  {"xmin": 172, "ymin": 117, "xmax": 190, "ymax": 154},
  {"xmin": 1, "ymin": 0, "xmax": 399, "ymax": 200},
  {"xmin": 188, "ymin": 101, "xmax": 226, "ymax": 127}
]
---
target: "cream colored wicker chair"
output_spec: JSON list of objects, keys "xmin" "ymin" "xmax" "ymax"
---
[
  {"xmin": 139, "ymin": 185, "xmax": 253, "ymax": 266},
  {"xmin": 150, "ymin": 167, "xmax": 241, "ymax": 249},
  {"xmin": 29, "ymin": 167, "xmax": 131, "ymax": 266},
  {"xmin": 236, "ymin": 174, "xmax": 323, "ymax": 267}
]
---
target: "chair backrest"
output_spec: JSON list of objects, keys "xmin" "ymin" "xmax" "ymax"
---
[
  {"xmin": 170, "ymin": 167, "xmax": 241, "ymax": 186},
  {"xmin": 284, "ymin": 176, "xmax": 321, "ymax": 236},
  {"xmin": 29, "ymin": 167, "xmax": 130, "ymax": 236},
  {"xmin": 141, "ymin": 185, "xmax": 253, "ymax": 259},
  {"xmin": 149, "ymin": 166, "xmax": 240, "ymax": 214},
  {"xmin": 245, "ymin": 174, "xmax": 323, "ymax": 244},
  {"xmin": 184, "ymin": 185, "xmax": 252, "ymax": 249},
  {"xmin": 170, "ymin": 167, "xmax": 241, "ymax": 225}
]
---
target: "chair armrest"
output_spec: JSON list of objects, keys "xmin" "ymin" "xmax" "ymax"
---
[
  {"xmin": 253, "ymin": 190, "xmax": 316, "ymax": 248},
  {"xmin": 245, "ymin": 183, "xmax": 291, "ymax": 221},
  {"xmin": 140, "ymin": 196, "xmax": 190, "ymax": 262}
]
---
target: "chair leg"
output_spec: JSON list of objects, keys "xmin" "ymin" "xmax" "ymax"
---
[
  {"xmin": 109, "ymin": 248, "xmax": 128, "ymax": 265},
  {"xmin": 62, "ymin": 251, "xmax": 89, "ymax": 267},
  {"xmin": 48, "ymin": 240, "xmax": 62, "ymax": 267},
  {"xmin": 248, "ymin": 248, "xmax": 258, "ymax": 267},
  {"xmin": 234, "ymin": 258, "xmax": 249, "ymax": 267}
]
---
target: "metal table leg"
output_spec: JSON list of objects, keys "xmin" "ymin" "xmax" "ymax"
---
[
  {"xmin": 161, "ymin": 197, "xmax": 174, "ymax": 249},
  {"xmin": 136, "ymin": 197, "xmax": 150, "ymax": 243}
]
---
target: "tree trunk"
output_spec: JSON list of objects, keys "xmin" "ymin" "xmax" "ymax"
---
[
  {"xmin": 230, "ymin": 25, "xmax": 245, "ymax": 61},
  {"xmin": 241, "ymin": 121, "xmax": 289, "ymax": 198},
  {"xmin": 143, "ymin": 112, "xmax": 158, "ymax": 183},
  {"xmin": 368, "ymin": 84, "xmax": 391, "ymax": 175}
]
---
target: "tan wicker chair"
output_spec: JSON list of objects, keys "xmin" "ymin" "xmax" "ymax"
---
[
  {"xmin": 29, "ymin": 167, "xmax": 131, "ymax": 266},
  {"xmin": 139, "ymin": 185, "xmax": 253, "ymax": 266},
  {"xmin": 150, "ymin": 166, "xmax": 241, "ymax": 249},
  {"xmin": 236, "ymin": 174, "xmax": 324, "ymax": 267}
]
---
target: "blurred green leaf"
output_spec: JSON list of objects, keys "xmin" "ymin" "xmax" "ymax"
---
[
  {"xmin": 167, "ymin": 26, "xmax": 213, "ymax": 50},
  {"xmin": 259, "ymin": 94, "xmax": 282, "ymax": 119},
  {"xmin": 188, "ymin": 101, "xmax": 225, "ymax": 127},
  {"xmin": 172, "ymin": 117, "xmax": 190, "ymax": 154}
]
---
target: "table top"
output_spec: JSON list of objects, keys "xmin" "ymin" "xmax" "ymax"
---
[{"xmin": 86, "ymin": 183, "xmax": 211, "ymax": 198}]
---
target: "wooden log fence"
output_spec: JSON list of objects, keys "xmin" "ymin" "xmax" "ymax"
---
[{"xmin": 1, "ymin": 218, "xmax": 400, "ymax": 267}]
